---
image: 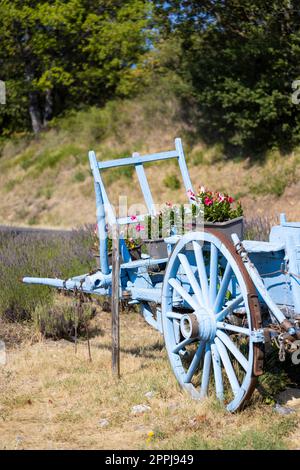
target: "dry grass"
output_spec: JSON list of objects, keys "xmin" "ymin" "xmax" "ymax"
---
[
  {"xmin": 1, "ymin": 96, "xmax": 300, "ymax": 229},
  {"xmin": 2, "ymin": 148, "xmax": 300, "ymax": 229},
  {"xmin": 0, "ymin": 308, "xmax": 299, "ymax": 450}
]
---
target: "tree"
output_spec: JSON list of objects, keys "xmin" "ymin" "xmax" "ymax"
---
[
  {"xmin": 0, "ymin": 0, "xmax": 151, "ymax": 134},
  {"xmin": 153, "ymin": 0, "xmax": 300, "ymax": 155}
]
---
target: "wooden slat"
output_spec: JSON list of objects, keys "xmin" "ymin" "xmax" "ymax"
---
[
  {"xmin": 133, "ymin": 153, "xmax": 156, "ymax": 215},
  {"xmin": 175, "ymin": 138, "xmax": 194, "ymax": 198},
  {"xmin": 98, "ymin": 150, "xmax": 178, "ymax": 170}
]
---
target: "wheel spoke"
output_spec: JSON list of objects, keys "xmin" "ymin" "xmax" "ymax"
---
[
  {"xmin": 168, "ymin": 278, "xmax": 199, "ymax": 311},
  {"xmin": 173, "ymin": 318, "xmax": 180, "ymax": 343},
  {"xmin": 211, "ymin": 343, "xmax": 224, "ymax": 400},
  {"xmin": 193, "ymin": 242, "xmax": 209, "ymax": 307},
  {"xmin": 216, "ymin": 322, "xmax": 250, "ymax": 335},
  {"xmin": 178, "ymin": 253, "xmax": 204, "ymax": 308},
  {"xmin": 216, "ymin": 330, "xmax": 249, "ymax": 371},
  {"xmin": 172, "ymin": 337, "xmax": 194, "ymax": 354},
  {"xmin": 166, "ymin": 311, "xmax": 183, "ymax": 320},
  {"xmin": 213, "ymin": 263, "xmax": 233, "ymax": 313},
  {"xmin": 209, "ymin": 244, "xmax": 218, "ymax": 307},
  {"xmin": 215, "ymin": 338, "xmax": 240, "ymax": 396},
  {"xmin": 200, "ymin": 343, "xmax": 212, "ymax": 397},
  {"xmin": 184, "ymin": 341, "xmax": 205, "ymax": 383},
  {"xmin": 216, "ymin": 295, "xmax": 244, "ymax": 321}
]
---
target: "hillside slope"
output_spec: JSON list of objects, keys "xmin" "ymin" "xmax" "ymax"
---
[{"xmin": 1, "ymin": 93, "xmax": 300, "ymax": 228}]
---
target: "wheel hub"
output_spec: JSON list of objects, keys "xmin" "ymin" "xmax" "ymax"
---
[{"xmin": 180, "ymin": 308, "xmax": 216, "ymax": 342}]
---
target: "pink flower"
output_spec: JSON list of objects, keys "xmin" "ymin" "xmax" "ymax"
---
[
  {"xmin": 166, "ymin": 201, "xmax": 173, "ymax": 207},
  {"xmin": 130, "ymin": 215, "xmax": 137, "ymax": 221},
  {"xmin": 204, "ymin": 197, "xmax": 213, "ymax": 206},
  {"xmin": 187, "ymin": 189, "xmax": 196, "ymax": 200},
  {"xmin": 135, "ymin": 224, "xmax": 145, "ymax": 232},
  {"xmin": 218, "ymin": 193, "xmax": 225, "ymax": 203},
  {"xmin": 228, "ymin": 196, "xmax": 234, "ymax": 204}
]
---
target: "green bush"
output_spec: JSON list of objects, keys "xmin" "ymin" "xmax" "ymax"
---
[
  {"xmin": 163, "ymin": 174, "xmax": 181, "ymax": 190},
  {"xmin": 74, "ymin": 171, "xmax": 86, "ymax": 183}
]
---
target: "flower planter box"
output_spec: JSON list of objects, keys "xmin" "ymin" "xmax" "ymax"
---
[
  {"xmin": 94, "ymin": 218, "xmax": 243, "ymax": 266},
  {"xmin": 144, "ymin": 239, "xmax": 169, "ymax": 259},
  {"xmin": 143, "ymin": 217, "xmax": 244, "ymax": 259},
  {"xmin": 204, "ymin": 216, "xmax": 244, "ymax": 240}
]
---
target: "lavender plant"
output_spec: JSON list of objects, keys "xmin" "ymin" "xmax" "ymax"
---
[
  {"xmin": 244, "ymin": 216, "xmax": 276, "ymax": 241},
  {"xmin": 0, "ymin": 227, "xmax": 95, "ymax": 324}
]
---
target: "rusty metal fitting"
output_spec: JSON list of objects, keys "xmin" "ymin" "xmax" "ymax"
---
[{"xmin": 180, "ymin": 313, "xmax": 199, "ymax": 339}]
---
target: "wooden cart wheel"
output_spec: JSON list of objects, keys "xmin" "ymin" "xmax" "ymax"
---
[{"xmin": 161, "ymin": 230, "xmax": 264, "ymax": 412}]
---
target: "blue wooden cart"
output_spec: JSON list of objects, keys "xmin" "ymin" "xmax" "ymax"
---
[{"xmin": 23, "ymin": 138, "xmax": 300, "ymax": 412}]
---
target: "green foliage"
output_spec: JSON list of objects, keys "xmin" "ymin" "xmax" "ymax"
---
[
  {"xmin": 103, "ymin": 160, "xmax": 134, "ymax": 185},
  {"xmin": 251, "ymin": 170, "xmax": 296, "ymax": 197},
  {"xmin": 163, "ymin": 174, "xmax": 181, "ymax": 190},
  {"xmin": 154, "ymin": 1, "xmax": 300, "ymax": 155},
  {"xmin": 0, "ymin": 0, "xmax": 151, "ymax": 134},
  {"xmin": 2, "ymin": 0, "xmax": 300, "ymax": 158},
  {"xmin": 74, "ymin": 171, "xmax": 86, "ymax": 183},
  {"xmin": 249, "ymin": 152, "xmax": 299, "ymax": 197}
]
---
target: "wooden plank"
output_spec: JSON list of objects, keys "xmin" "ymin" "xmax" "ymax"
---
[
  {"xmin": 111, "ymin": 223, "xmax": 120, "ymax": 378},
  {"xmin": 89, "ymin": 150, "xmax": 117, "ymax": 227},
  {"xmin": 134, "ymin": 153, "xmax": 156, "ymax": 215},
  {"xmin": 98, "ymin": 150, "xmax": 178, "ymax": 169},
  {"xmin": 175, "ymin": 138, "xmax": 194, "ymax": 198}
]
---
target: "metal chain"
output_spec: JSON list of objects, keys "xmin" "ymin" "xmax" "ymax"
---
[{"xmin": 278, "ymin": 334, "xmax": 286, "ymax": 362}]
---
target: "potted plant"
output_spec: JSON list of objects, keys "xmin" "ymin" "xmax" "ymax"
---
[
  {"xmin": 92, "ymin": 187, "xmax": 243, "ymax": 263},
  {"xmin": 196, "ymin": 187, "xmax": 244, "ymax": 239},
  {"xmin": 137, "ymin": 188, "xmax": 243, "ymax": 258}
]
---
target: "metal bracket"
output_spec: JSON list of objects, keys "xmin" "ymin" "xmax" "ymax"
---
[{"xmin": 250, "ymin": 329, "xmax": 265, "ymax": 343}]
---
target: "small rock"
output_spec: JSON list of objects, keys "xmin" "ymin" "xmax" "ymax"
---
[
  {"xmin": 15, "ymin": 435, "xmax": 23, "ymax": 447},
  {"xmin": 131, "ymin": 404, "xmax": 151, "ymax": 415},
  {"xmin": 98, "ymin": 418, "xmax": 109, "ymax": 428},
  {"xmin": 145, "ymin": 391, "xmax": 155, "ymax": 399},
  {"xmin": 273, "ymin": 403, "xmax": 296, "ymax": 415}
]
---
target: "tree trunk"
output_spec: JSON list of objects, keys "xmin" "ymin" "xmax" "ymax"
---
[
  {"xmin": 28, "ymin": 90, "xmax": 43, "ymax": 134},
  {"xmin": 43, "ymin": 88, "xmax": 53, "ymax": 127},
  {"xmin": 25, "ymin": 60, "xmax": 43, "ymax": 134}
]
